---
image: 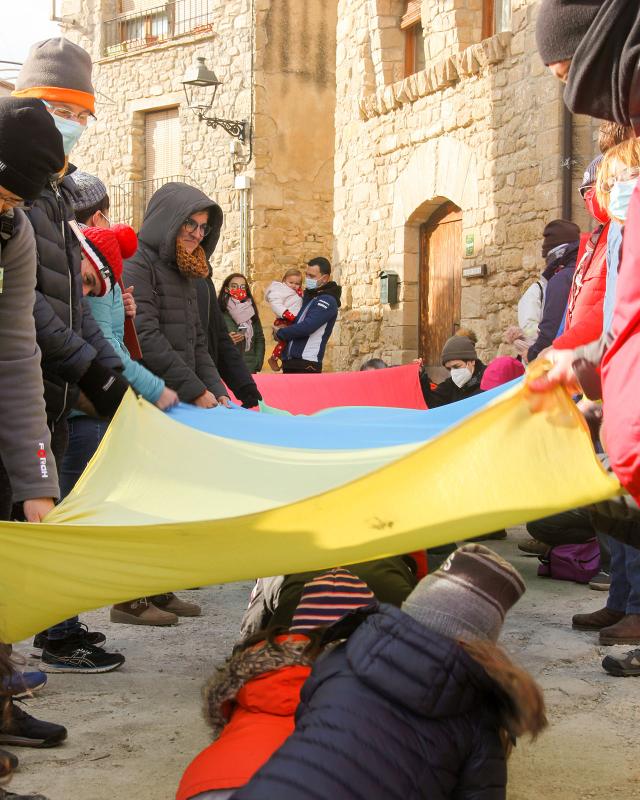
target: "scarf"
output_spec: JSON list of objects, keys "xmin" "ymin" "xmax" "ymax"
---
[
  {"xmin": 563, "ymin": 0, "xmax": 640, "ymax": 132},
  {"xmin": 175, "ymin": 242, "xmax": 210, "ymax": 279},
  {"xmin": 226, "ymin": 296, "xmax": 255, "ymax": 352}
]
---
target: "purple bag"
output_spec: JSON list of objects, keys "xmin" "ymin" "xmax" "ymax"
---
[{"xmin": 537, "ymin": 540, "xmax": 601, "ymax": 584}]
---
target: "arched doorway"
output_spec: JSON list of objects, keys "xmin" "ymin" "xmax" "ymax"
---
[{"xmin": 419, "ymin": 202, "xmax": 462, "ymax": 365}]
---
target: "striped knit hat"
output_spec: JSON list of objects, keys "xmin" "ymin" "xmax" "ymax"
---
[
  {"xmin": 290, "ymin": 569, "xmax": 376, "ymax": 634},
  {"xmin": 401, "ymin": 544, "xmax": 526, "ymax": 643}
]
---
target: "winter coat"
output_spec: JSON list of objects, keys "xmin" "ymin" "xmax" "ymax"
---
[
  {"xmin": 123, "ymin": 183, "xmax": 226, "ymax": 402},
  {"xmin": 26, "ymin": 171, "xmax": 122, "ymax": 423},
  {"xmin": 419, "ymin": 361, "xmax": 486, "ymax": 408},
  {"xmin": 177, "ymin": 635, "xmax": 313, "ymax": 800},
  {"xmin": 276, "ymin": 282, "xmax": 341, "ymax": 368},
  {"xmin": 265, "ymin": 281, "xmax": 303, "ymax": 320},
  {"xmin": 232, "ymin": 605, "xmax": 513, "ymax": 800},
  {"xmin": 84, "ymin": 284, "xmax": 164, "ymax": 404},
  {"xmin": 222, "ymin": 309, "xmax": 265, "ymax": 373},
  {"xmin": 0, "ymin": 209, "xmax": 59, "ymax": 501},
  {"xmin": 553, "ymin": 224, "xmax": 608, "ymax": 350},
  {"xmin": 196, "ymin": 278, "xmax": 262, "ymax": 408},
  {"xmin": 527, "ymin": 240, "xmax": 579, "ymax": 361},
  {"xmin": 517, "ymin": 277, "xmax": 547, "ymax": 344}
]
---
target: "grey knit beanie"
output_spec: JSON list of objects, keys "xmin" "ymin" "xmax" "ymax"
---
[
  {"xmin": 535, "ymin": 0, "xmax": 601, "ymax": 66},
  {"xmin": 441, "ymin": 335, "xmax": 477, "ymax": 366},
  {"xmin": 401, "ymin": 544, "xmax": 526, "ymax": 643},
  {"xmin": 71, "ymin": 171, "xmax": 108, "ymax": 214}
]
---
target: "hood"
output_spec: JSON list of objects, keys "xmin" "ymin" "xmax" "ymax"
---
[
  {"xmin": 137, "ymin": 181, "xmax": 223, "ymax": 265},
  {"xmin": 304, "ymin": 280, "xmax": 342, "ymax": 308},
  {"xmin": 345, "ymin": 605, "xmax": 497, "ymax": 719},
  {"xmin": 542, "ymin": 239, "xmax": 579, "ymax": 280},
  {"xmin": 203, "ymin": 635, "xmax": 313, "ymax": 737}
]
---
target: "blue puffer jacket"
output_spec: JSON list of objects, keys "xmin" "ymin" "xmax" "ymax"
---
[
  {"xmin": 276, "ymin": 282, "xmax": 341, "ymax": 368},
  {"xmin": 232, "ymin": 605, "xmax": 510, "ymax": 800}
]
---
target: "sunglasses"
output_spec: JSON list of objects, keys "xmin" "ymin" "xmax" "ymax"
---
[{"xmin": 182, "ymin": 217, "xmax": 211, "ymax": 237}]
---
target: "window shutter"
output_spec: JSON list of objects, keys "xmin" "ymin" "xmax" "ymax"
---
[
  {"xmin": 401, "ymin": 0, "xmax": 422, "ymax": 29},
  {"xmin": 144, "ymin": 108, "xmax": 181, "ymax": 181}
]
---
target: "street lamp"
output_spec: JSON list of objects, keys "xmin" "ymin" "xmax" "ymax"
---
[{"xmin": 181, "ymin": 56, "xmax": 248, "ymax": 143}]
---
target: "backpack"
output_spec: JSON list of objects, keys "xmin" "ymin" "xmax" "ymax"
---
[{"xmin": 537, "ymin": 540, "xmax": 600, "ymax": 584}]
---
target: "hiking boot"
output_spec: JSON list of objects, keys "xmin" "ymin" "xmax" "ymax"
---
[
  {"xmin": 589, "ymin": 571, "xmax": 611, "ymax": 591},
  {"xmin": 39, "ymin": 636, "xmax": 125, "ymax": 674},
  {"xmin": 110, "ymin": 599, "xmax": 178, "ymax": 627},
  {"xmin": 268, "ymin": 355, "xmax": 282, "ymax": 372},
  {"xmin": 0, "ymin": 703, "xmax": 67, "ymax": 748},
  {"xmin": 150, "ymin": 592, "xmax": 201, "ymax": 617},
  {"xmin": 517, "ymin": 538, "xmax": 551, "ymax": 557},
  {"xmin": 602, "ymin": 647, "xmax": 640, "ymax": 677},
  {"xmin": 599, "ymin": 614, "xmax": 640, "ymax": 646},
  {"xmin": 32, "ymin": 623, "xmax": 106, "ymax": 654},
  {"xmin": 4, "ymin": 671, "xmax": 47, "ymax": 700},
  {"xmin": 572, "ymin": 606, "xmax": 625, "ymax": 631},
  {"xmin": 0, "ymin": 747, "xmax": 18, "ymax": 774}
]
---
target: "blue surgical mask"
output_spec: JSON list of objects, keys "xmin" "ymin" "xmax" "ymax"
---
[
  {"xmin": 305, "ymin": 277, "xmax": 318, "ymax": 290},
  {"xmin": 52, "ymin": 115, "xmax": 85, "ymax": 155},
  {"xmin": 609, "ymin": 177, "xmax": 639, "ymax": 222}
]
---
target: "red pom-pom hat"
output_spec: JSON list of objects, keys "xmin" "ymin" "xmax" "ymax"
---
[{"xmin": 81, "ymin": 223, "xmax": 138, "ymax": 297}]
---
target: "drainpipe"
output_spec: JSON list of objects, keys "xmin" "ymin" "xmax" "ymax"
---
[
  {"xmin": 235, "ymin": 175, "xmax": 251, "ymax": 276},
  {"xmin": 561, "ymin": 102, "xmax": 573, "ymax": 220}
]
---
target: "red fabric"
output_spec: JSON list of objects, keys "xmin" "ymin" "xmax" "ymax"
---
[
  {"xmin": 480, "ymin": 357, "xmax": 525, "ymax": 390},
  {"xmin": 602, "ymin": 186, "xmax": 640, "ymax": 502},
  {"xmin": 247, "ymin": 364, "xmax": 427, "ymax": 414},
  {"xmin": 408, "ymin": 550, "xmax": 428, "ymax": 579},
  {"xmin": 554, "ymin": 223, "xmax": 609, "ymax": 350},
  {"xmin": 177, "ymin": 637, "xmax": 311, "ymax": 800}
]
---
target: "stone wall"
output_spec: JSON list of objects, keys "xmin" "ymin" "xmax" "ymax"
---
[{"xmin": 332, "ymin": 0, "xmax": 598, "ymax": 370}]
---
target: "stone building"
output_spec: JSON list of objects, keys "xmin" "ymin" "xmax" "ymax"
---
[
  {"xmin": 331, "ymin": 0, "xmax": 598, "ymax": 370},
  {"xmin": 58, "ymin": 0, "xmax": 337, "ymax": 327}
]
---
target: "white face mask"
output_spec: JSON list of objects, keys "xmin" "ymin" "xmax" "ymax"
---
[{"xmin": 450, "ymin": 366, "xmax": 472, "ymax": 388}]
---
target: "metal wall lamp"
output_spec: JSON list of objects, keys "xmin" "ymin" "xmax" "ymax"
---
[{"xmin": 181, "ymin": 56, "xmax": 248, "ymax": 143}]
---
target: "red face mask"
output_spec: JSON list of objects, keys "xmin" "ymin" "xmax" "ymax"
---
[
  {"xmin": 583, "ymin": 187, "xmax": 609, "ymax": 224},
  {"xmin": 229, "ymin": 287, "xmax": 247, "ymax": 302}
]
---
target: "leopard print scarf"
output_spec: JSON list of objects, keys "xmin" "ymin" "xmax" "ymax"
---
[{"xmin": 175, "ymin": 242, "xmax": 209, "ymax": 279}]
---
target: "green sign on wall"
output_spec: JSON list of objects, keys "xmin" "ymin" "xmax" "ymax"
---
[{"xmin": 465, "ymin": 233, "xmax": 475, "ymax": 257}]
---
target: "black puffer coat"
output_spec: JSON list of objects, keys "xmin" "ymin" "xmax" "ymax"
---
[
  {"xmin": 26, "ymin": 172, "xmax": 122, "ymax": 423},
  {"xmin": 233, "ymin": 605, "xmax": 509, "ymax": 800},
  {"xmin": 419, "ymin": 360, "xmax": 486, "ymax": 408},
  {"xmin": 123, "ymin": 183, "xmax": 226, "ymax": 402}
]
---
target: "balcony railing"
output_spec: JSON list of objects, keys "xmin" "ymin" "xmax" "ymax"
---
[
  {"xmin": 109, "ymin": 175, "xmax": 189, "ymax": 230},
  {"xmin": 103, "ymin": 1, "xmax": 215, "ymax": 57}
]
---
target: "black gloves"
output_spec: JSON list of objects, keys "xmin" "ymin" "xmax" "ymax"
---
[
  {"xmin": 78, "ymin": 361, "xmax": 129, "ymax": 418},
  {"xmin": 236, "ymin": 383, "xmax": 263, "ymax": 409}
]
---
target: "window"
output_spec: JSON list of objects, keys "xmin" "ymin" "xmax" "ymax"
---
[
  {"xmin": 145, "ymin": 108, "xmax": 181, "ymax": 182},
  {"xmin": 482, "ymin": 0, "xmax": 512, "ymax": 38},
  {"xmin": 402, "ymin": 1, "xmax": 426, "ymax": 77}
]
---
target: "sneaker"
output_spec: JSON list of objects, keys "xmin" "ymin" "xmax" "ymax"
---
[
  {"xmin": 110, "ymin": 599, "xmax": 178, "ymax": 627},
  {"xmin": 32, "ymin": 623, "xmax": 106, "ymax": 654},
  {"xmin": 0, "ymin": 703, "xmax": 67, "ymax": 748},
  {"xmin": 150, "ymin": 592, "xmax": 201, "ymax": 617},
  {"xmin": 571, "ymin": 606, "xmax": 625, "ymax": 631},
  {"xmin": 599, "ymin": 613, "xmax": 640, "ymax": 646},
  {"xmin": 39, "ymin": 636, "xmax": 125, "ymax": 674},
  {"xmin": 517, "ymin": 539, "xmax": 551, "ymax": 557},
  {"xmin": 0, "ymin": 747, "xmax": 18, "ymax": 774},
  {"xmin": 4, "ymin": 671, "xmax": 47, "ymax": 699},
  {"xmin": 589, "ymin": 571, "xmax": 611, "ymax": 591},
  {"xmin": 602, "ymin": 647, "xmax": 640, "ymax": 677}
]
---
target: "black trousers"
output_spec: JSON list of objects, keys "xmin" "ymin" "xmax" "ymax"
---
[
  {"xmin": 282, "ymin": 358, "xmax": 322, "ymax": 374},
  {"xmin": 527, "ymin": 507, "xmax": 610, "ymax": 570}
]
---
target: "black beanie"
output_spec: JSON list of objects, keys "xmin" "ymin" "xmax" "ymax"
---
[
  {"xmin": 0, "ymin": 98, "xmax": 65, "ymax": 201},
  {"xmin": 536, "ymin": 0, "xmax": 602, "ymax": 65},
  {"xmin": 541, "ymin": 219, "xmax": 581, "ymax": 258}
]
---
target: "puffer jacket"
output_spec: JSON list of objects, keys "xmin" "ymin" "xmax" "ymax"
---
[
  {"xmin": 26, "ymin": 171, "xmax": 122, "ymax": 422},
  {"xmin": 177, "ymin": 635, "xmax": 313, "ymax": 800},
  {"xmin": 232, "ymin": 605, "xmax": 519, "ymax": 800},
  {"xmin": 419, "ymin": 361, "xmax": 486, "ymax": 408},
  {"xmin": 124, "ymin": 183, "xmax": 226, "ymax": 402},
  {"xmin": 554, "ymin": 223, "xmax": 608, "ymax": 350}
]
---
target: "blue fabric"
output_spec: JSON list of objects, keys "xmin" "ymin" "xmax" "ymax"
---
[
  {"xmin": 86, "ymin": 285, "xmax": 164, "ymax": 404},
  {"xmin": 606, "ymin": 536, "xmax": 640, "ymax": 614},
  {"xmin": 232, "ymin": 605, "xmax": 507, "ymax": 800},
  {"xmin": 167, "ymin": 379, "xmax": 518, "ymax": 450},
  {"xmin": 603, "ymin": 221, "xmax": 623, "ymax": 334}
]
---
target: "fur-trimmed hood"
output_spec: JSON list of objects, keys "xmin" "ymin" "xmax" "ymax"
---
[{"xmin": 203, "ymin": 635, "xmax": 314, "ymax": 738}]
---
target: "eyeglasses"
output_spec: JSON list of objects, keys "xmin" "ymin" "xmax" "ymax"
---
[
  {"xmin": 182, "ymin": 217, "xmax": 211, "ymax": 236},
  {"xmin": 603, "ymin": 166, "xmax": 640, "ymax": 192},
  {"xmin": 43, "ymin": 101, "xmax": 96, "ymax": 126},
  {"xmin": 0, "ymin": 193, "xmax": 25, "ymax": 209}
]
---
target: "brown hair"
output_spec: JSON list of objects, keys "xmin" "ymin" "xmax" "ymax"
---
[
  {"xmin": 598, "ymin": 121, "xmax": 635, "ymax": 154},
  {"xmin": 282, "ymin": 268, "xmax": 303, "ymax": 282},
  {"xmin": 595, "ymin": 138, "xmax": 640, "ymax": 217},
  {"xmin": 460, "ymin": 638, "xmax": 547, "ymax": 756}
]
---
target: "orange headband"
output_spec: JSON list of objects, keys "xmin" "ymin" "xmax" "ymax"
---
[{"xmin": 12, "ymin": 86, "xmax": 95, "ymax": 115}]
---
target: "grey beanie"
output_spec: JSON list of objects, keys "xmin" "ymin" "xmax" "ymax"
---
[
  {"xmin": 441, "ymin": 335, "xmax": 477, "ymax": 366},
  {"xmin": 71, "ymin": 171, "xmax": 108, "ymax": 214},
  {"xmin": 401, "ymin": 544, "xmax": 526, "ymax": 643},
  {"xmin": 13, "ymin": 38, "xmax": 94, "ymax": 112}
]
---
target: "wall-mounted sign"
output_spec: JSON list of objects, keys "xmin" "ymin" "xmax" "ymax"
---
[
  {"xmin": 462, "ymin": 264, "xmax": 488, "ymax": 278},
  {"xmin": 464, "ymin": 233, "xmax": 475, "ymax": 257}
]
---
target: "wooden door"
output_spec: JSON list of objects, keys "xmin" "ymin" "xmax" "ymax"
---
[{"xmin": 419, "ymin": 204, "xmax": 462, "ymax": 365}]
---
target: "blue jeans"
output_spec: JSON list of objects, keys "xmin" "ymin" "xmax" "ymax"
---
[
  {"xmin": 47, "ymin": 416, "xmax": 109, "ymax": 641},
  {"xmin": 606, "ymin": 535, "xmax": 640, "ymax": 615}
]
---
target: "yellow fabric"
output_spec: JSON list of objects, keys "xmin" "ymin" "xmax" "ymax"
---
[{"xmin": 0, "ymin": 381, "xmax": 619, "ymax": 643}]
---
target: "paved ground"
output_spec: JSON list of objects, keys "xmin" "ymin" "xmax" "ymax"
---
[{"xmin": 7, "ymin": 529, "xmax": 640, "ymax": 799}]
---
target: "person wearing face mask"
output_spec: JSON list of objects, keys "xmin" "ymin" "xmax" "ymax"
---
[
  {"xmin": 218, "ymin": 272, "xmax": 265, "ymax": 374},
  {"xmin": 275, "ymin": 257, "xmax": 341, "ymax": 374},
  {"xmin": 419, "ymin": 335, "xmax": 485, "ymax": 408}
]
